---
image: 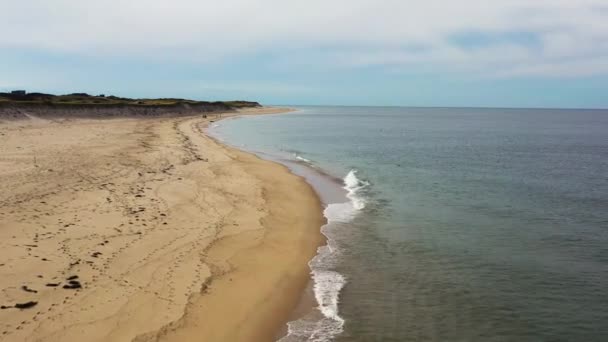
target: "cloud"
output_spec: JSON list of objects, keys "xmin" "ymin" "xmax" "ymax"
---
[
  {"xmin": 1, "ymin": 0, "xmax": 607, "ymax": 77},
  {"xmin": 494, "ymin": 57, "xmax": 608, "ymax": 78},
  {"xmin": 192, "ymin": 81, "xmax": 315, "ymax": 95}
]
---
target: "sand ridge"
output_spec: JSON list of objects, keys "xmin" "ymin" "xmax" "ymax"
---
[{"xmin": 0, "ymin": 107, "xmax": 324, "ymax": 341}]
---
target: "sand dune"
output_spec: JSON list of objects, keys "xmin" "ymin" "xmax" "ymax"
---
[{"xmin": 0, "ymin": 107, "xmax": 324, "ymax": 341}]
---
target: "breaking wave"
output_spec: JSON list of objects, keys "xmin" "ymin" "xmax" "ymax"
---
[{"xmin": 279, "ymin": 169, "xmax": 368, "ymax": 342}]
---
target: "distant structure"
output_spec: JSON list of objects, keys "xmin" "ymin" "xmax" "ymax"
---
[{"xmin": 11, "ymin": 90, "xmax": 26, "ymax": 96}]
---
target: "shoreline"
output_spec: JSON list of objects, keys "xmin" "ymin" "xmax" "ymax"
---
[
  {"xmin": 207, "ymin": 112, "xmax": 356, "ymax": 341},
  {"xmin": 0, "ymin": 107, "xmax": 326, "ymax": 341},
  {"xmin": 153, "ymin": 109, "xmax": 327, "ymax": 341},
  {"xmin": 205, "ymin": 109, "xmax": 340, "ymax": 341}
]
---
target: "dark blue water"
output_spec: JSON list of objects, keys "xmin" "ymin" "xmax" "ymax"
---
[{"xmin": 211, "ymin": 106, "xmax": 608, "ymax": 342}]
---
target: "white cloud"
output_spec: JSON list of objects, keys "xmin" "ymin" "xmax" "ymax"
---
[
  {"xmin": 1, "ymin": 0, "xmax": 607, "ymax": 77},
  {"xmin": 493, "ymin": 57, "xmax": 608, "ymax": 78}
]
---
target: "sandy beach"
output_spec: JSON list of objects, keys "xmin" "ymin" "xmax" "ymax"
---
[{"xmin": 0, "ymin": 107, "xmax": 325, "ymax": 341}]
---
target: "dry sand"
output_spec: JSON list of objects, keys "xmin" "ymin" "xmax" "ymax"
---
[{"xmin": 0, "ymin": 107, "xmax": 325, "ymax": 341}]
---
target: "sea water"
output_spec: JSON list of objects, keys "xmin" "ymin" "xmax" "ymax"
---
[{"xmin": 209, "ymin": 106, "xmax": 608, "ymax": 342}]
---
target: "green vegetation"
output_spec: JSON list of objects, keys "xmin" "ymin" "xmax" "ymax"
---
[{"xmin": 0, "ymin": 92, "xmax": 260, "ymax": 108}]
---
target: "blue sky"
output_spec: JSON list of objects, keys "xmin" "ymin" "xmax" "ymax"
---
[{"xmin": 2, "ymin": 1, "xmax": 608, "ymax": 108}]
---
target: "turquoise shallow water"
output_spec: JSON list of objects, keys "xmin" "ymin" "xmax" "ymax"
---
[{"xmin": 211, "ymin": 106, "xmax": 608, "ymax": 342}]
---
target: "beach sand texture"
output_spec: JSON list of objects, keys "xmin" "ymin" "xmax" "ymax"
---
[{"xmin": 0, "ymin": 108, "xmax": 325, "ymax": 341}]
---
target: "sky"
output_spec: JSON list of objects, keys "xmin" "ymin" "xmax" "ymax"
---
[{"xmin": 1, "ymin": 0, "xmax": 608, "ymax": 108}]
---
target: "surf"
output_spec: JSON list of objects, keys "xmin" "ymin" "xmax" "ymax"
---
[{"xmin": 280, "ymin": 169, "xmax": 368, "ymax": 341}]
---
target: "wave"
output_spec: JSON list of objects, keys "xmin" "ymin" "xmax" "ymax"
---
[
  {"xmin": 280, "ymin": 149, "xmax": 313, "ymax": 165},
  {"xmin": 288, "ymin": 150, "xmax": 314, "ymax": 165},
  {"xmin": 343, "ymin": 170, "xmax": 369, "ymax": 211},
  {"xmin": 279, "ymin": 169, "xmax": 368, "ymax": 342},
  {"xmin": 295, "ymin": 154, "xmax": 312, "ymax": 163}
]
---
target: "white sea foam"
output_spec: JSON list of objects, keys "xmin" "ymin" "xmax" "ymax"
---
[
  {"xmin": 295, "ymin": 154, "xmax": 312, "ymax": 163},
  {"xmin": 343, "ymin": 169, "xmax": 369, "ymax": 211},
  {"xmin": 313, "ymin": 268, "xmax": 345, "ymax": 322},
  {"xmin": 279, "ymin": 170, "xmax": 368, "ymax": 342},
  {"xmin": 323, "ymin": 202, "xmax": 357, "ymax": 223}
]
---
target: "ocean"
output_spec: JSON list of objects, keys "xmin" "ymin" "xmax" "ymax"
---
[{"xmin": 209, "ymin": 106, "xmax": 608, "ymax": 342}]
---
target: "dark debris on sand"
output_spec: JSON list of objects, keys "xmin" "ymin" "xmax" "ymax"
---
[
  {"xmin": 63, "ymin": 280, "xmax": 82, "ymax": 289},
  {"xmin": 15, "ymin": 301, "xmax": 38, "ymax": 309},
  {"xmin": 1, "ymin": 301, "xmax": 38, "ymax": 310},
  {"xmin": 21, "ymin": 285, "xmax": 37, "ymax": 293}
]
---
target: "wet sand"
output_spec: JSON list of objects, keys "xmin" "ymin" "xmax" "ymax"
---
[{"xmin": 0, "ymin": 107, "xmax": 325, "ymax": 341}]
